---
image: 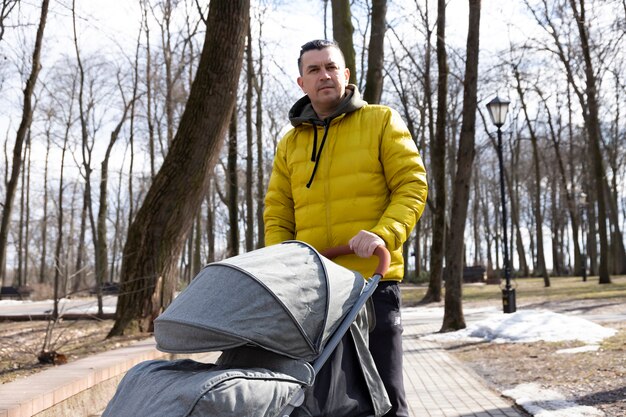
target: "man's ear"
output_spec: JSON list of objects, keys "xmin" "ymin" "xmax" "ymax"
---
[
  {"xmin": 344, "ymin": 67, "xmax": 350, "ymax": 85},
  {"xmin": 297, "ymin": 76, "xmax": 305, "ymax": 92}
]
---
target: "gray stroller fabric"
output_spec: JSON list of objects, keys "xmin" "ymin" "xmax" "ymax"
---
[
  {"xmin": 155, "ymin": 241, "xmax": 364, "ymax": 361},
  {"xmin": 291, "ymin": 308, "xmax": 391, "ymax": 417},
  {"xmin": 102, "ymin": 350, "xmax": 314, "ymax": 417},
  {"xmin": 105, "ymin": 241, "xmax": 391, "ymax": 417}
]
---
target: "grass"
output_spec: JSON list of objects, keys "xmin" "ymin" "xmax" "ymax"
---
[{"xmin": 401, "ymin": 275, "xmax": 626, "ymax": 307}]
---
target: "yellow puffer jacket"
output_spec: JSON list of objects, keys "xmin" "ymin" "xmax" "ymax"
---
[{"xmin": 264, "ymin": 86, "xmax": 427, "ymax": 280}]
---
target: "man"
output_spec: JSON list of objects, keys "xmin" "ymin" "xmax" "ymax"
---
[{"xmin": 264, "ymin": 39, "xmax": 427, "ymax": 417}]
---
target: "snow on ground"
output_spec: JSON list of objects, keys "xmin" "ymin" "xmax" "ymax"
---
[
  {"xmin": 503, "ymin": 383, "xmax": 606, "ymax": 417},
  {"xmin": 405, "ymin": 306, "xmax": 618, "ymax": 417},
  {"xmin": 0, "ymin": 297, "xmax": 116, "ymax": 314},
  {"xmin": 419, "ymin": 308, "xmax": 617, "ymax": 344}
]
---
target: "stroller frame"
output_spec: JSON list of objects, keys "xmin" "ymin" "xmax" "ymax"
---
[{"xmin": 280, "ymin": 244, "xmax": 390, "ymax": 416}]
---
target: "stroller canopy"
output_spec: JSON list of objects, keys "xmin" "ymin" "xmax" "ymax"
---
[{"xmin": 155, "ymin": 241, "xmax": 365, "ymax": 361}]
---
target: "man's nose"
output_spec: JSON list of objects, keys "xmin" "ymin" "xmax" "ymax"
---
[{"xmin": 320, "ymin": 70, "xmax": 331, "ymax": 79}]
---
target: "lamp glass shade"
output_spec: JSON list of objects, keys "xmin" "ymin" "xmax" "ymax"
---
[{"xmin": 486, "ymin": 96, "xmax": 510, "ymax": 127}]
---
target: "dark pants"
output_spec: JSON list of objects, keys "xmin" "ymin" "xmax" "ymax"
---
[{"xmin": 369, "ymin": 281, "xmax": 408, "ymax": 417}]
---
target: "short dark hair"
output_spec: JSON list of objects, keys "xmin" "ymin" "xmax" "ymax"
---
[{"xmin": 297, "ymin": 39, "xmax": 345, "ymax": 75}]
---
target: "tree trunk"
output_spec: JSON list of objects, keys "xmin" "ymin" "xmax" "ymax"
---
[
  {"xmin": 422, "ymin": 0, "xmax": 446, "ymax": 304},
  {"xmin": 95, "ymin": 102, "xmax": 131, "ymax": 315},
  {"xmin": 192, "ymin": 214, "xmax": 202, "ymax": 277},
  {"xmin": 471, "ymin": 165, "xmax": 481, "ymax": 266},
  {"xmin": 255, "ymin": 28, "xmax": 265, "ymax": 249},
  {"xmin": 52, "ymin": 105, "xmax": 71, "ymax": 319},
  {"xmin": 17, "ymin": 134, "xmax": 30, "ymax": 286},
  {"xmin": 569, "ymin": 0, "xmax": 611, "ymax": 283},
  {"xmin": 206, "ymin": 181, "xmax": 216, "ymax": 264},
  {"xmin": 245, "ymin": 25, "xmax": 254, "ymax": 252},
  {"xmin": 603, "ymin": 177, "xmax": 626, "ymax": 274},
  {"xmin": 362, "ymin": 0, "xmax": 387, "ymax": 104},
  {"xmin": 110, "ymin": 159, "xmax": 125, "ymax": 284},
  {"xmin": 72, "ymin": 0, "xmax": 96, "ymax": 295},
  {"xmin": 227, "ymin": 111, "xmax": 240, "ymax": 257},
  {"xmin": 0, "ymin": 0, "xmax": 49, "ymax": 284},
  {"xmin": 141, "ymin": 0, "xmax": 156, "ymax": 179},
  {"xmin": 39, "ymin": 121, "xmax": 52, "ymax": 284},
  {"xmin": 109, "ymin": 0, "xmax": 250, "ymax": 336},
  {"xmin": 331, "ymin": 0, "xmax": 357, "ymax": 83},
  {"xmin": 513, "ymin": 66, "xmax": 549, "ymax": 285},
  {"xmin": 161, "ymin": 0, "xmax": 175, "ymax": 146},
  {"xmin": 510, "ymin": 130, "xmax": 529, "ymax": 277},
  {"xmin": 442, "ymin": 0, "xmax": 482, "ymax": 332},
  {"xmin": 539, "ymin": 90, "xmax": 583, "ymax": 277}
]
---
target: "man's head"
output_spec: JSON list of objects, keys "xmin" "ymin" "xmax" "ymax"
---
[{"xmin": 297, "ymin": 39, "xmax": 351, "ymax": 119}]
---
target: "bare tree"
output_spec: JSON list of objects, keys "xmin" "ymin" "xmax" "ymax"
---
[
  {"xmin": 512, "ymin": 65, "xmax": 550, "ymax": 285},
  {"xmin": 422, "ymin": 0, "xmax": 447, "ymax": 304},
  {"xmin": 226, "ymin": 111, "xmax": 239, "ymax": 257},
  {"xmin": 16, "ymin": 131, "xmax": 32, "ymax": 286},
  {"xmin": 362, "ymin": 0, "xmax": 387, "ymax": 103},
  {"xmin": 109, "ymin": 0, "xmax": 250, "ymax": 336},
  {"xmin": 536, "ymin": 87, "xmax": 585, "ymax": 277},
  {"xmin": 52, "ymin": 74, "xmax": 77, "ymax": 318},
  {"xmin": 245, "ymin": 23, "xmax": 254, "ymax": 251},
  {"xmin": 0, "ymin": 0, "xmax": 49, "ymax": 286},
  {"xmin": 72, "ymin": 0, "xmax": 97, "ymax": 294},
  {"xmin": 332, "ymin": 0, "xmax": 357, "ymax": 83},
  {"xmin": 39, "ymin": 113, "xmax": 52, "ymax": 284},
  {"xmin": 0, "ymin": 0, "xmax": 19, "ymax": 43},
  {"xmin": 442, "ymin": 0, "xmax": 482, "ymax": 332},
  {"xmin": 568, "ymin": 0, "xmax": 612, "ymax": 283},
  {"xmin": 525, "ymin": 0, "xmax": 613, "ymax": 283},
  {"xmin": 141, "ymin": 0, "xmax": 156, "ymax": 180},
  {"xmin": 254, "ymin": 17, "xmax": 266, "ymax": 249}
]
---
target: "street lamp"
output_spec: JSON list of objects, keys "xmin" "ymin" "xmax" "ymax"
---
[{"xmin": 486, "ymin": 96, "xmax": 516, "ymax": 313}]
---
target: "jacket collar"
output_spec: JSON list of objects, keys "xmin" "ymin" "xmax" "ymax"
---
[{"xmin": 288, "ymin": 84, "xmax": 367, "ymax": 127}]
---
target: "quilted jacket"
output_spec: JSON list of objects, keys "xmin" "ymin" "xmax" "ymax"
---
[{"xmin": 264, "ymin": 85, "xmax": 427, "ymax": 280}]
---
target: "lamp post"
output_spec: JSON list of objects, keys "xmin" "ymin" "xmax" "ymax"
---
[{"xmin": 486, "ymin": 96, "xmax": 516, "ymax": 313}]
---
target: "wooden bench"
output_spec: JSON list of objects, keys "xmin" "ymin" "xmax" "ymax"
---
[
  {"xmin": 442, "ymin": 266, "xmax": 487, "ymax": 283},
  {"xmin": 463, "ymin": 265, "xmax": 487, "ymax": 283},
  {"xmin": 0, "ymin": 285, "xmax": 33, "ymax": 300},
  {"xmin": 89, "ymin": 282, "xmax": 120, "ymax": 295}
]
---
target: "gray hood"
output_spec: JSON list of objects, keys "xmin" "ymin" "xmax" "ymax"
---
[{"xmin": 288, "ymin": 84, "xmax": 367, "ymax": 127}]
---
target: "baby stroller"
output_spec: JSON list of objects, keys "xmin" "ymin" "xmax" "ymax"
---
[{"xmin": 102, "ymin": 240, "xmax": 391, "ymax": 417}]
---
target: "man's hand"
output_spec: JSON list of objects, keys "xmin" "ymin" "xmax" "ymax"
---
[{"xmin": 349, "ymin": 230, "xmax": 385, "ymax": 258}]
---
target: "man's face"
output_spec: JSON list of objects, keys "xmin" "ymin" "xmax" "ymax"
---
[{"xmin": 297, "ymin": 47, "xmax": 350, "ymax": 117}]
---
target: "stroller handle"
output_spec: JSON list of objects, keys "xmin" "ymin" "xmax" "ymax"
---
[{"xmin": 320, "ymin": 245, "xmax": 391, "ymax": 278}]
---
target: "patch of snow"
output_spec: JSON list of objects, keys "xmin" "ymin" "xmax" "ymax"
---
[
  {"xmin": 556, "ymin": 345, "xmax": 600, "ymax": 354},
  {"xmin": 421, "ymin": 309, "xmax": 616, "ymax": 344},
  {"xmin": 503, "ymin": 383, "xmax": 605, "ymax": 417},
  {"xmin": 0, "ymin": 299, "xmax": 31, "ymax": 306}
]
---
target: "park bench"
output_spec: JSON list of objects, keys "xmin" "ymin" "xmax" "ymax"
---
[
  {"xmin": 89, "ymin": 281, "xmax": 120, "ymax": 295},
  {"xmin": 442, "ymin": 265, "xmax": 487, "ymax": 283},
  {"xmin": 0, "ymin": 285, "xmax": 34, "ymax": 300},
  {"xmin": 463, "ymin": 265, "xmax": 487, "ymax": 283}
]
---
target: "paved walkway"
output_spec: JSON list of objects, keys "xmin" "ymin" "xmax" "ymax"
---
[
  {"xmin": 402, "ymin": 315, "xmax": 523, "ymax": 417},
  {"xmin": 1, "ymin": 310, "xmax": 524, "ymax": 417}
]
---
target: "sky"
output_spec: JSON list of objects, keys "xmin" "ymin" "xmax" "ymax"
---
[{"xmin": 68, "ymin": 0, "xmax": 532, "ymax": 86}]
